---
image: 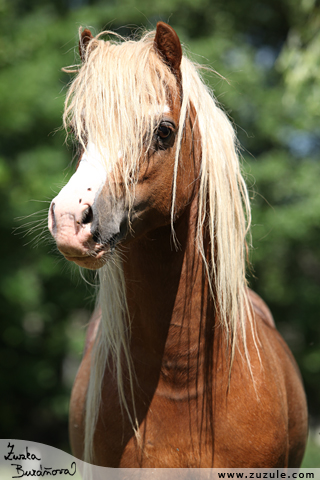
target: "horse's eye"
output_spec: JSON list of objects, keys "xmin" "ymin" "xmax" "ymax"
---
[{"xmin": 157, "ymin": 124, "xmax": 172, "ymax": 139}]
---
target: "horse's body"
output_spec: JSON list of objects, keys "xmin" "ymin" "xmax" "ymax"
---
[{"xmin": 48, "ymin": 23, "xmax": 308, "ymax": 467}]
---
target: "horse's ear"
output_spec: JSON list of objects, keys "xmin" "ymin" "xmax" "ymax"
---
[
  {"xmin": 79, "ymin": 28, "xmax": 94, "ymax": 62},
  {"xmin": 154, "ymin": 22, "xmax": 182, "ymax": 84}
]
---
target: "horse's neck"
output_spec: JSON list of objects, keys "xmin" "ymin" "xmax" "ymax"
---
[{"xmin": 122, "ymin": 199, "xmax": 217, "ymax": 389}]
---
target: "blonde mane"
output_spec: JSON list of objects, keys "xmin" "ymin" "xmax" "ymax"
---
[{"xmin": 63, "ymin": 28, "xmax": 254, "ymax": 464}]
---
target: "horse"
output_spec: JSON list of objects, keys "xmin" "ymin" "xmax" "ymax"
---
[{"xmin": 48, "ymin": 22, "xmax": 308, "ymax": 468}]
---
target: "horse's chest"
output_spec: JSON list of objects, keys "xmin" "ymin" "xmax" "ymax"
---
[
  {"xmin": 94, "ymin": 388, "xmax": 215, "ymax": 467},
  {"xmin": 93, "ymin": 385, "xmax": 286, "ymax": 468},
  {"xmin": 70, "ymin": 345, "xmax": 290, "ymax": 467}
]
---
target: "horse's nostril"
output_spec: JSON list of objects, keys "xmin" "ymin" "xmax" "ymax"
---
[{"xmin": 82, "ymin": 205, "xmax": 94, "ymax": 225}]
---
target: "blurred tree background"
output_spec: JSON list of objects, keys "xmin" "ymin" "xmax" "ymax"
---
[{"xmin": 0, "ymin": 0, "xmax": 319, "ymax": 466}]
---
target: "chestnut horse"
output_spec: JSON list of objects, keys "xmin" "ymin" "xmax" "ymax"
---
[{"xmin": 48, "ymin": 23, "xmax": 308, "ymax": 467}]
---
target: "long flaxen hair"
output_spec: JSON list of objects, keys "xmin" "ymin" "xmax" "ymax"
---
[{"xmin": 63, "ymin": 27, "xmax": 255, "ymax": 463}]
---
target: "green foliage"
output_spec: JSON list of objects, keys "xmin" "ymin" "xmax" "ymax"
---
[
  {"xmin": 0, "ymin": 0, "xmax": 319, "ymax": 464},
  {"xmin": 302, "ymin": 435, "xmax": 320, "ymax": 467}
]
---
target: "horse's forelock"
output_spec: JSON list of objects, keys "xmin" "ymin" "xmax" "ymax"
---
[{"xmin": 64, "ymin": 31, "xmax": 179, "ymax": 206}]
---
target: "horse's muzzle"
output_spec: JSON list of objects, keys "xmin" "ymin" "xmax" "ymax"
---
[
  {"xmin": 48, "ymin": 185, "xmax": 129, "ymax": 269},
  {"xmin": 48, "ymin": 195, "xmax": 107, "ymax": 268}
]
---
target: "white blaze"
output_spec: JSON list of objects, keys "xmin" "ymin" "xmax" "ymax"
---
[{"xmin": 54, "ymin": 142, "xmax": 108, "ymax": 208}]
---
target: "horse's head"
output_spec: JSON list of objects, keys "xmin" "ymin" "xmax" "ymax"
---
[{"xmin": 48, "ymin": 23, "xmax": 197, "ymax": 269}]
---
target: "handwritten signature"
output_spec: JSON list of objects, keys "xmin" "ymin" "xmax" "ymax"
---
[{"xmin": 4, "ymin": 442, "xmax": 77, "ymax": 478}]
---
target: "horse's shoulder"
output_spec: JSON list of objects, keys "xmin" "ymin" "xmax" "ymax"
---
[{"xmin": 248, "ymin": 288, "xmax": 275, "ymax": 329}]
